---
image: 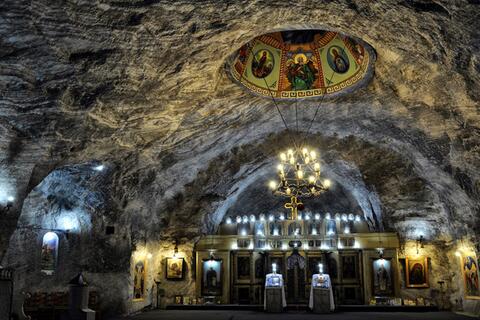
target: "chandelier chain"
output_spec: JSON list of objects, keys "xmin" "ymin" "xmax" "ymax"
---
[
  {"xmin": 301, "ymin": 39, "xmax": 352, "ymax": 146},
  {"xmin": 242, "ymin": 43, "xmax": 299, "ymax": 149}
]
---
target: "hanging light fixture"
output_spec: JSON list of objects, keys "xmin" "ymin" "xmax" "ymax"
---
[
  {"xmin": 268, "ymin": 147, "xmax": 330, "ymax": 220},
  {"xmin": 238, "ymin": 38, "xmax": 347, "ymax": 223}
]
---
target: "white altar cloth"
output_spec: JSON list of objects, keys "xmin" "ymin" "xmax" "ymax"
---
[
  {"xmin": 264, "ymin": 273, "xmax": 287, "ymax": 310},
  {"xmin": 308, "ymin": 273, "xmax": 335, "ymax": 311}
]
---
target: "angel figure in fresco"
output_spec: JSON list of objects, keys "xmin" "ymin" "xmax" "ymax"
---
[
  {"xmin": 286, "ymin": 54, "xmax": 317, "ymax": 91},
  {"xmin": 41, "ymin": 243, "xmax": 54, "ymax": 265}
]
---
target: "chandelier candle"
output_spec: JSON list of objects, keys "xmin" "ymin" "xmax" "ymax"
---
[{"xmin": 269, "ymin": 147, "xmax": 330, "ymax": 220}]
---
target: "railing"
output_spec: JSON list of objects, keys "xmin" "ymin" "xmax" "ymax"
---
[
  {"xmin": 197, "ymin": 232, "xmax": 400, "ymax": 251},
  {"xmin": 0, "ymin": 268, "xmax": 13, "ymax": 280}
]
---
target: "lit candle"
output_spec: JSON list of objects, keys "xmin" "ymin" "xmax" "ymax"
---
[
  {"xmin": 324, "ymin": 179, "xmax": 331, "ymax": 188},
  {"xmin": 269, "ymin": 181, "xmax": 276, "ymax": 190},
  {"xmin": 297, "ymin": 170, "xmax": 303, "ymax": 179}
]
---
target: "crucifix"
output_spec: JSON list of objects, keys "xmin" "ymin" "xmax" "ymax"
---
[{"xmin": 284, "ymin": 196, "xmax": 303, "ymax": 220}]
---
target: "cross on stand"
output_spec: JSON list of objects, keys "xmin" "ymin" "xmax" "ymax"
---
[{"xmin": 284, "ymin": 196, "xmax": 303, "ymax": 220}]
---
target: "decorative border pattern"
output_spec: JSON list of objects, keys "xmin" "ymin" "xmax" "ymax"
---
[{"xmin": 229, "ymin": 31, "xmax": 376, "ymax": 100}]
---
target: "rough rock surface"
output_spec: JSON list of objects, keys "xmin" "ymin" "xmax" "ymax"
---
[{"xmin": 0, "ymin": 0, "xmax": 479, "ymax": 316}]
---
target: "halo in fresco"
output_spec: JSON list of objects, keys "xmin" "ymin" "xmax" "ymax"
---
[
  {"xmin": 286, "ymin": 53, "xmax": 318, "ymax": 90},
  {"xmin": 251, "ymin": 49, "xmax": 275, "ymax": 78},
  {"xmin": 326, "ymin": 45, "xmax": 350, "ymax": 74},
  {"xmin": 229, "ymin": 29, "xmax": 375, "ymax": 99}
]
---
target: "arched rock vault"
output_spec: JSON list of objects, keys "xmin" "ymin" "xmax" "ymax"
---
[{"xmin": 0, "ymin": 0, "xmax": 479, "ymax": 316}]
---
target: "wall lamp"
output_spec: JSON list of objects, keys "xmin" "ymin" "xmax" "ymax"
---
[
  {"xmin": 0, "ymin": 196, "xmax": 14, "ymax": 213},
  {"xmin": 173, "ymin": 240, "xmax": 179, "ymax": 258},
  {"xmin": 416, "ymin": 235, "xmax": 425, "ymax": 254}
]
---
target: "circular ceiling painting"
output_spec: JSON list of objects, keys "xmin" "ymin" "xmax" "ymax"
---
[{"xmin": 229, "ymin": 29, "xmax": 376, "ymax": 99}]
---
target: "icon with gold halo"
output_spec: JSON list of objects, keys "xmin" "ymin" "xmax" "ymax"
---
[
  {"xmin": 251, "ymin": 49, "xmax": 275, "ymax": 78},
  {"xmin": 286, "ymin": 52, "xmax": 318, "ymax": 90}
]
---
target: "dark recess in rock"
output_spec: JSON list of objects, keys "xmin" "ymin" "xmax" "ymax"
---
[{"xmin": 403, "ymin": 0, "xmax": 450, "ymax": 16}]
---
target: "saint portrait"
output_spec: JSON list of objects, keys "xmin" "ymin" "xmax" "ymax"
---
[
  {"xmin": 288, "ymin": 221, "xmax": 302, "ymax": 236},
  {"xmin": 308, "ymin": 222, "xmax": 320, "ymax": 235},
  {"xmin": 166, "ymin": 257, "xmax": 184, "ymax": 280},
  {"xmin": 251, "ymin": 49, "xmax": 274, "ymax": 78},
  {"xmin": 326, "ymin": 219, "xmax": 337, "ymax": 236},
  {"xmin": 254, "ymin": 221, "xmax": 265, "ymax": 236},
  {"xmin": 372, "ymin": 258, "xmax": 393, "ymax": 296},
  {"xmin": 462, "ymin": 255, "xmax": 480, "ymax": 299},
  {"xmin": 234, "ymin": 44, "xmax": 250, "ymax": 75},
  {"xmin": 41, "ymin": 232, "xmax": 59, "ymax": 275},
  {"xmin": 286, "ymin": 53, "xmax": 318, "ymax": 91},
  {"xmin": 405, "ymin": 256, "xmax": 428, "ymax": 288},
  {"xmin": 202, "ymin": 259, "xmax": 222, "ymax": 296},
  {"xmin": 344, "ymin": 37, "xmax": 365, "ymax": 65},
  {"xmin": 269, "ymin": 221, "xmax": 282, "ymax": 236},
  {"xmin": 133, "ymin": 260, "xmax": 146, "ymax": 300},
  {"xmin": 341, "ymin": 220, "xmax": 355, "ymax": 234},
  {"xmin": 326, "ymin": 45, "xmax": 350, "ymax": 74}
]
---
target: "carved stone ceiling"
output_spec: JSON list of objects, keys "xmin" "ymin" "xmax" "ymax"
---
[{"xmin": 0, "ymin": 0, "xmax": 479, "ymax": 258}]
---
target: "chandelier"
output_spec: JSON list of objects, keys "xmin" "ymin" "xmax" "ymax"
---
[{"xmin": 268, "ymin": 147, "xmax": 330, "ymax": 220}]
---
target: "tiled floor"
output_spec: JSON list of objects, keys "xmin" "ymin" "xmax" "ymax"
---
[{"xmin": 114, "ymin": 310, "xmax": 476, "ymax": 320}]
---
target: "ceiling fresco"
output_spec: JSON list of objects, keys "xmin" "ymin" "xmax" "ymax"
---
[{"xmin": 230, "ymin": 30, "xmax": 376, "ymax": 99}]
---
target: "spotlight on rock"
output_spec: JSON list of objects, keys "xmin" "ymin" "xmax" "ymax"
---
[
  {"xmin": 1, "ymin": 195, "xmax": 14, "ymax": 213},
  {"xmin": 93, "ymin": 164, "xmax": 105, "ymax": 172}
]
